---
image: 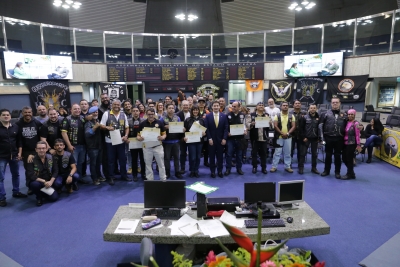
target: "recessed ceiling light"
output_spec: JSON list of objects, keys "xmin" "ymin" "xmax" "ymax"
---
[
  {"xmin": 62, "ymin": 4, "xmax": 70, "ymax": 9},
  {"xmin": 288, "ymin": 6, "xmax": 295, "ymax": 10},
  {"xmin": 301, "ymin": 1, "xmax": 309, "ymax": 5},
  {"xmin": 295, "ymin": 7, "xmax": 302, "ymax": 11}
]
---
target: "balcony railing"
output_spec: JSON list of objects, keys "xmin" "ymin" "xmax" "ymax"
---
[{"xmin": 1, "ymin": 9, "xmax": 400, "ymax": 64}]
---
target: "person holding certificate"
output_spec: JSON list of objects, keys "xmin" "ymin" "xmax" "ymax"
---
[
  {"xmin": 160, "ymin": 104, "xmax": 183, "ymax": 179},
  {"xmin": 136, "ymin": 108, "xmax": 167, "ymax": 181},
  {"xmin": 176, "ymin": 100, "xmax": 191, "ymax": 174},
  {"xmin": 127, "ymin": 106, "xmax": 146, "ymax": 182},
  {"xmin": 184, "ymin": 106, "xmax": 206, "ymax": 178},
  {"xmin": 246, "ymin": 102, "xmax": 272, "ymax": 174},
  {"xmin": 100, "ymin": 100, "xmax": 130, "ymax": 185},
  {"xmin": 204, "ymin": 101, "xmax": 229, "ymax": 178},
  {"xmin": 226, "ymin": 101, "xmax": 246, "ymax": 176}
]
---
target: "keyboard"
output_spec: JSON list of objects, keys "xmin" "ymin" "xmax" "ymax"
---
[
  {"xmin": 244, "ymin": 218, "xmax": 286, "ymax": 228},
  {"xmin": 142, "ymin": 209, "xmax": 181, "ymax": 219}
]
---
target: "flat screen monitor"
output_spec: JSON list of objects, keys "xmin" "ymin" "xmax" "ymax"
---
[
  {"xmin": 284, "ymin": 52, "xmax": 344, "ymax": 78},
  {"xmin": 244, "ymin": 182, "xmax": 276, "ymax": 204},
  {"xmin": 277, "ymin": 180, "xmax": 305, "ymax": 206},
  {"xmin": 144, "ymin": 180, "xmax": 186, "ymax": 209},
  {"xmin": 2, "ymin": 51, "xmax": 73, "ymax": 80}
]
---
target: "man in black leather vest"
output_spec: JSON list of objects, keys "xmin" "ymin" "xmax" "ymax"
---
[{"xmin": 318, "ymin": 97, "xmax": 346, "ymax": 178}]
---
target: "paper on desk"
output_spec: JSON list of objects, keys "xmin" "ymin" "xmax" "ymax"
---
[
  {"xmin": 198, "ymin": 219, "xmax": 229, "ymax": 238},
  {"xmin": 168, "ymin": 214, "xmax": 198, "ymax": 235},
  {"xmin": 40, "ymin": 187, "xmax": 55, "ymax": 195},
  {"xmin": 114, "ymin": 218, "xmax": 140, "ymax": 234},
  {"xmin": 219, "ymin": 210, "xmax": 245, "ymax": 228},
  {"xmin": 185, "ymin": 182, "xmax": 218, "ymax": 195},
  {"xmin": 179, "ymin": 223, "xmax": 201, "ymax": 237}
]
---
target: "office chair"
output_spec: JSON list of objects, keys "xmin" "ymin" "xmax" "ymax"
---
[
  {"xmin": 361, "ymin": 112, "xmax": 380, "ymax": 122},
  {"xmin": 386, "ymin": 115, "xmax": 400, "ymax": 127},
  {"xmin": 365, "ymin": 104, "xmax": 375, "ymax": 112},
  {"xmin": 391, "ymin": 107, "xmax": 400, "ymax": 115},
  {"xmin": 317, "ymin": 104, "xmax": 329, "ymax": 109},
  {"xmin": 11, "ymin": 109, "xmax": 21, "ymax": 118},
  {"xmin": 140, "ymin": 237, "xmax": 154, "ymax": 266}
]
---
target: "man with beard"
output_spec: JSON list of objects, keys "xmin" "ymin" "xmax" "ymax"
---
[
  {"xmin": 127, "ymin": 106, "xmax": 146, "ymax": 181},
  {"xmin": 218, "ymin": 97, "xmax": 230, "ymax": 115},
  {"xmin": 198, "ymin": 97, "xmax": 210, "ymax": 166},
  {"xmin": 79, "ymin": 99, "xmax": 91, "ymax": 178},
  {"xmin": 35, "ymin": 105, "xmax": 49, "ymax": 124},
  {"xmin": 85, "ymin": 107, "xmax": 104, "ymax": 185},
  {"xmin": 61, "ymin": 104, "xmax": 88, "ymax": 184},
  {"xmin": 100, "ymin": 100, "xmax": 130, "ymax": 185},
  {"xmin": 136, "ymin": 108, "xmax": 167, "ymax": 181},
  {"xmin": 0, "ymin": 109, "xmax": 27, "ymax": 207},
  {"xmin": 16, "ymin": 106, "xmax": 42, "ymax": 191},
  {"xmin": 40, "ymin": 108, "xmax": 62, "ymax": 155},
  {"xmin": 176, "ymin": 100, "xmax": 190, "ymax": 174},
  {"xmin": 98, "ymin": 93, "xmax": 111, "ymax": 179},
  {"xmin": 53, "ymin": 139, "xmax": 79, "ymax": 193},
  {"xmin": 26, "ymin": 141, "xmax": 59, "ymax": 206},
  {"xmin": 123, "ymin": 100, "xmax": 134, "ymax": 175},
  {"xmin": 290, "ymin": 100, "xmax": 304, "ymax": 169}
]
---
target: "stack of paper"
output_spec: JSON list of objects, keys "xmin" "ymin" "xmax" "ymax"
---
[{"xmin": 114, "ymin": 219, "xmax": 140, "ymax": 234}]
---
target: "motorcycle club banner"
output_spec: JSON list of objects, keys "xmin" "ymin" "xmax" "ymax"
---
[
  {"xmin": 296, "ymin": 77, "xmax": 324, "ymax": 105},
  {"xmin": 245, "ymin": 80, "xmax": 264, "ymax": 92},
  {"xmin": 99, "ymin": 83, "xmax": 127, "ymax": 103},
  {"xmin": 194, "ymin": 81, "xmax": 226, "ymax": 98},
  {"xmin": 268, "ymin": 79, "xmax": 295, "ymax": 103},
  {"xmin": 28, "ymin": 80, "xmax": 71, "ymax": 114},
  {"xmin": 326, "ymin": 75, "xmax": 368, "ymax": 102}
]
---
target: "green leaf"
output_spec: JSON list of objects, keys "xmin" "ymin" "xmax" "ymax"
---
[{"xmin": 215, "ymin": 238, "xmax": 249, "ymax": 267}]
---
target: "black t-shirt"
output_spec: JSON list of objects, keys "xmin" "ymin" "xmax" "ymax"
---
[
  {"xmin": 55, "ymin": 153, "xmax": 76, "ymax": 176},
  {"xmin": 16, "ymin": 118, "xmax": 42, "ymax": 152},
  {"xmin": 138, "ymin": 119, "xmax": 166, "ymax": 134},
  {"xmin": 61, "ymin": 115, "xmax": 85, "ymax": 146},
  {"xmin": 40, "ymin": 119, "xmax": 62, "ymax": 149}
]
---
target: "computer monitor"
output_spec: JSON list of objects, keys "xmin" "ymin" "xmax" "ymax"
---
[
  {"xmin": 244, "ymin": 182, "xmax": 276, "ymax": 204},
  {"xmin": 277, "ymin": 180, "xmax": 305, "ymax": 208},
  {"xmin": 144, "ymin": 180, "xmax": 186, "ymax": 209}
]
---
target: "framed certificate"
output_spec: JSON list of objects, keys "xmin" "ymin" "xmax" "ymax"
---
[
  {"xmin": 185, "ymin": 132, "xmax": 201, "ymax": 143},
  {"xmin": 128, "ymin": 138, "xmax": 142, "ymax": 149},
  {"xmin": 229, "ymin": 124, "xmax": 245, "ymax": 136},
  {"xmin": 168, "ymin": 122, "xmax": 184, "ymax": 133},
  {"xmin": 255, "ymin": 116, "xmax": 270, "ymax": 128},
  {"xmin": 142, "ymin": 127, "xmax": 160, "ymax": 142}
]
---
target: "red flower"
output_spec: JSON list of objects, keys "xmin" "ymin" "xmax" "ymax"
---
[
  {"xmin": 313, "ymin": 262, "xmax": 325, "ymax": 267},
  {"xmin": 205, "ymin": 251, "xmax": 217, "ymax": 265}
]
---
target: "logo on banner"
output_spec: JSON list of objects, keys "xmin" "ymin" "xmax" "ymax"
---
[
  {"xmin": 250, "ymin": 81, "xmax": 259, "ymax": 88},
  {"xmin": 271, "ymin": 81, "xmax": 292, "ymax": 102},
  {"xmin": 28, "ymin": 81, "xmax": 70, "ymax": 113},
  {"xmin": 299, "ymin": 81, "xmax": 319, "ymax": 102},
  {"xmin": 338, "ymin": 79, "xmax": 355, "ymax": 93},
  {"xmin": 197, "ymin": 84, "xmax": 220, "ymax": 98}
]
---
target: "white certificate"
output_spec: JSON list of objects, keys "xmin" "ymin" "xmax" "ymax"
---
[
  {"xmin": 128, "ymin": 138, "xmax": 142, "ymax": 149},
  {"xmin": 230, "ymin": 124, "xmax": 245, "ymax": 136},
  {"xmin": 110, "ymin": 130, "xmax": 123, "ymax": 145},
  {"xmin": 189, "ymin": 121, "xmax": 207, "ymax": 134},
  {"xmin": 255, "ymin": 117, "xmax": 270, "ymax": 128},
  {"xmin": 185, "ymin": 132, "xmax": 201, "ymax": 143},
  {"xmin": 142, "ymin": 127, "xmax": 160, "ymax": 142},
  {"xmin": 168, "ymin": 122, "xmax": 184, "ymax": 133}
]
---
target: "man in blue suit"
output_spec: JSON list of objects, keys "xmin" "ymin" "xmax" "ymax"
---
[{"xmin": 205, "ymin": 101, "xmax": 229, "ymax": 178}]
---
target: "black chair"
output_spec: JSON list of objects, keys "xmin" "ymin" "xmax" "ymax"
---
[
  {"xmin": 391, "ymin": 107, "xmax": 400, "ymax": 115},
  {"xmin": 386, "ymin": 115, "xmax": 400, "ymax": 127},
  {"xmin": 7, "ymin": 69, "xmax": 19, "ymax": 79},
  {"xmin": 317, "ymin": 104, "xmax": 329, "ymax": 109},
  {"xmin": 11, "ymin": 109, "xmax": 21, "ymax": 118},
  {"xmin": 365, "ymin": 104, "xmax": 375, "ymax": 112},
  {"xmin": 340, "ymin": 105, "xmax": 353, "ymax": 112},
  {"xmin": 361, "ymin": 112, "xmax": 380, "ymax": 122},
  {"xmin": 318, "ymin": 107, "xmax": 328, "ymax": 115}
]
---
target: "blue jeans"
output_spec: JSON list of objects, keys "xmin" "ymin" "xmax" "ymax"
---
[
  {"xmin": 187, "ymin": 142, "xmax": 203, "ymax": 172},
  {"xmin": 29, "ymin": 180, "xmax": 59, "ymax": 202},
  {"xmin": 272, "ymin": 138, "xmax": 292, "ymax": 169},
  {"xmin": 56, "ymin": 173, "xmax": 79, "ymax": 186},
  {"xmin": 106, "ymin": 142, "xmax": 127, "ymax": 178},
  {"xmin": 0, "ymin": 158, "xmax": 20, "ymax": 201},
  {"xmin": 226, "ymin": 139, "xmax": 243, "ymax": 170},
  {"xmin": 87, "ymin": 149, "xmax": 102, "ymax": 181},
  {"xmin": 72, "ymin": 145, "xmax": 86, "ymax": 178},
  {"xmin": 364, "ymin": 135, "xmax": 383, "ymax": 157}
]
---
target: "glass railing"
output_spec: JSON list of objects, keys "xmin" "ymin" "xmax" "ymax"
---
[{"xmin": 1, "ymin": 9, "xmax": 399, "ymax": 64}]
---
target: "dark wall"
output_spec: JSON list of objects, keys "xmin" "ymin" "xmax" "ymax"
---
[
  {"xmin": 295, "ymin": 0, "xmax": 398, "ymax": 27},
  {"xmin": 0, "ymin": 0, "xmax": 69, "ymax": 26}
]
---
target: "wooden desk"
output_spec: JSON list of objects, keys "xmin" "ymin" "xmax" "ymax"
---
[{"xmin": 103, "ymin": 202, "xmax": 330, "ymax": 244}]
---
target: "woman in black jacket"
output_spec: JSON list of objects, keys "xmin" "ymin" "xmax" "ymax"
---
[
  {"xmin": 184, "ymin": 106, "xmax": 206, "ymax": 177},
  {"xmin": 361, "ymin": 118, "xmax": 383, "ymax": 163}
]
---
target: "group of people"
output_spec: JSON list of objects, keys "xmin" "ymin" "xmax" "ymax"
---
[{"xmin": 0, "ymin": 94, "xmax": 382, "ymax": 207}]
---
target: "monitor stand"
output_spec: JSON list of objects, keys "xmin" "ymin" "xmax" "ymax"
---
[{"xmin": 275, "ymin": 203, "xmax": 299, "ymax": 211}]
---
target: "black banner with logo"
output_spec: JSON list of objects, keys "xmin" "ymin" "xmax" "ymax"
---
[
  {"xmin": 28, "ymin": 80, "xmax": 71, "ymax": 114},
  {"xmin": 193, "ymin": 81, "xmax": 227, "ymax": 98},
  {"xmin": 326, "ymin": 75, "xmax": 368, "ymax": 102},
  {"xmin": 99, "ymin": 83, "xmax": 127, "ymax": 103},
  {"xmin": 296, "ymin": 77, "xmax": 324, "ymax": 105},
  {"xmin": 268, "ymin": 79, "xmax": 295, "ymax": 104}
]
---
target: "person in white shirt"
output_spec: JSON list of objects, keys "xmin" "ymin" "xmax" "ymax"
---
[{"xmin": 264, "ymin": 98, "xmax": 280, "ymax": 117}]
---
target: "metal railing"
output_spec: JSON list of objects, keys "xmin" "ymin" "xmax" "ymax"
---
[{"xmin": 1, "ymin": 9, "xmax": 400, "ymax": 64}]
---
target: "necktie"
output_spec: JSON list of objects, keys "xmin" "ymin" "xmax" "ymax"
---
[{"xmin": 214, "ymin": 114, "xmax": 219, "ymax": 127}]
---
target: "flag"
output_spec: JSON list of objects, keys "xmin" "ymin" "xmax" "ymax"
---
[
  {"xmin": 99, "ymin": 83, "xmax": 127, "ymax": 103},
  {"xmin": 296, "ymin": 77, "xmax": 324, "ymax": 105},
  {"xmin": 269, "ymin": 79, "xmax": 295, "ymax": 103},
  {"xmin": 246, "ymin": 80, "xmax": 264, "ymax": 92},
  {"xmin": 28, "ymin": 80, "xmax": 71, "ymax": 114},
  {"xmin": 327, "ymin": 75, "xmax": 368, "ymax": 102}
]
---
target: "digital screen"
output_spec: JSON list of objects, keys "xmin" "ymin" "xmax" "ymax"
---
[
  {"xmin": 144, "ymin": 180, "xmax": 186, "ymax": 209},
  {"xmin": 3, "ymin": 51, "xmax": 73, "ymax": 80},
  {"xmin": 284, "ymin": 52, "xmax": 343, "ymax": 78},
  {"xmin": 278, "ymin": 180, "xmax": 304, "ymax": 204},
  {"xmin": 244, "ymin": 182, "xmax": 276, "ymax": 204}
]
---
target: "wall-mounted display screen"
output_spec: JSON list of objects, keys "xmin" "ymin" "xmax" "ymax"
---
[
  {"xmin": 284, "ymin": 52, "xmax": 343, "ymax": 78},
  {"xmin": 2, "ymin": 51, "xmax": 73, "ymax": 80}
]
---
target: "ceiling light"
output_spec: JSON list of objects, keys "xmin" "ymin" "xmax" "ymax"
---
[
  {"xmin": 175, "ymin": 14, "xmax": 185, "ymax": 20},
  {"xmin": 53, "ymin": 2, "xmax": 61, "ymax": 6},
  {"xmin": 295, "ymin": 7, "xmax": 302, "ymax": 11},
  {"xmin": 54, "ymin": 0, "xmax": 82, "ymax": 9},
  {"xmin": 62, "ymin": 4, "xmax": 70, "ymax": 9},
  {"xmin": 288, "ymin": 6, "xmax": 295, "ymax": 10},
  {"xmin": 290, "ymin": 2, "xmax": 298, "ymax": 7},
  {"xmin": 301, "ymin": 1, "xmax": 309, "ymax": 5},
  {"xmin": 65, "ymin": 0, "xmax": 73, "ymax": 4}
]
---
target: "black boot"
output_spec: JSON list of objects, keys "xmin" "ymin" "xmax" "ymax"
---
[
  {"xmin": 366, "ymin": 157, "xmax": 372, "ymax": 163},
  {"xmin": 298, "ymin": 168, "xmax": 304, "ymax": 174}
]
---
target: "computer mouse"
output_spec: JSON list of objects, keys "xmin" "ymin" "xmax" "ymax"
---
[{"xmin": 287, "ymin": 217, "xmax": 293, "ymax": 223}]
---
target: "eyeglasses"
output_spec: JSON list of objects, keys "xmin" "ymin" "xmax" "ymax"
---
[{"xmin": 147, "ymin": 113, "xmax": 155, "ymax": 116}]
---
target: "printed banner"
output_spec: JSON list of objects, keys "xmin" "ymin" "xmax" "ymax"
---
[
  {"xmin": 99, "ymin": 83, "xmax": 127, "ymax": 103},
  {"xmin": 269, "ymin": 79, "xmax": 295, "ymax": 103},
  {"xmin": 296, "ymin": 77, "xmax": 324, "ymax": 105},
  {"xmin": 246, "ymin": 80, "xmax": 264, "ymax": 92},
  {"xmin": 194, "ymin": 81, "xmax": 227, "ymax": 98},
  {"xmin": 326, "ymin": 75, "xmax": 368, "ymax": 102},
  {"xmin": 374, "ymin": 128, "xmax": 400, "ymax": 168},
  {"xmin": 28, "ymin": 80, "xmax": 71, "ymax": 114}
]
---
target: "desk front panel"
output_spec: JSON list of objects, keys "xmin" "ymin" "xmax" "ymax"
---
[{"xmin": 374, "ymin": 128, "xmax": 400, "ymax": 168}]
